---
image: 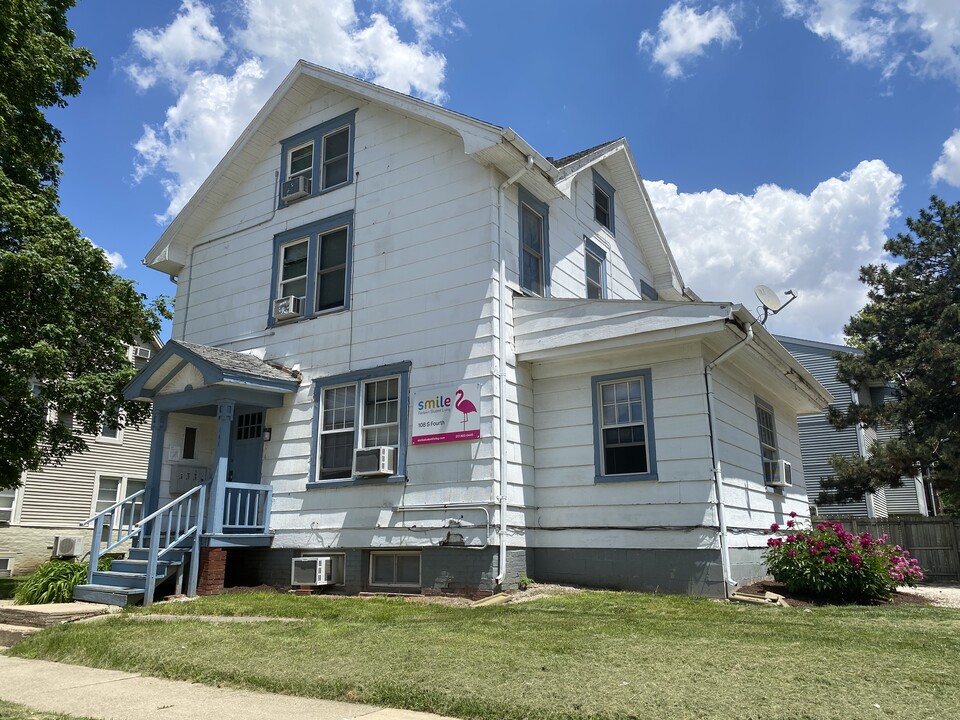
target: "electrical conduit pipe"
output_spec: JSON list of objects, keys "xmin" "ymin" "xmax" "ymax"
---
[
  {"xmin": 495, "ymin": 155, "xmax": 533, "ymax": 586},
  {"xmin": 704, "ymin": 319, "xmax": 754, "ymax": 598}
]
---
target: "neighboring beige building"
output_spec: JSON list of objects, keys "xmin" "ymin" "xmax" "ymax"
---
[{"xmin": 0, "ymin": 340, "xmax": 160, "ymax": 576}]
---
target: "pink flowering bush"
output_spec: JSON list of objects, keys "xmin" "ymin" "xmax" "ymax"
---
[{"xmin": 763, "ymin": 514, "xmax": 924, "ymax": 603}]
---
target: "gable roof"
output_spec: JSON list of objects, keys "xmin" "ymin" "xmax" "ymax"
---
[
  {"xmin": 125, "ymin": 340, "xmax": 300, "ymax": 401},
  {"xmin": 144, "ymin": 61, "xmax": 688, "ymax": 302}
]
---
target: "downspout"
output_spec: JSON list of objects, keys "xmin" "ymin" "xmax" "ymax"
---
[
  {"xmin": 704, "ymin": 319, "xmax": 754, "ymax": 598},
  {"xmin": 495, "ymin": 155, "xmax": 533, "ymax": 586}
]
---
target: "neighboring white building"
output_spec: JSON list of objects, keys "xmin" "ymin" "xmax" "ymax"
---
[
  {"xmin": 776, "ymin": 336, "xmax": 932, "ymax": 518},
  {"xmin": 96, "ymin": 62, "xmax": 830, "ymax": 601},
  {"xmin": 0, "ymin": 340, "xmax": 160, "ymax": 577}
]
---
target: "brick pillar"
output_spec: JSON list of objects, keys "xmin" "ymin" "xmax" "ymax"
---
[{"xmin": 197, "ymin": 547, "xmax": 227, "ymax": 596}]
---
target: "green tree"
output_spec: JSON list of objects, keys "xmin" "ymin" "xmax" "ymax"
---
[
  {"xmin": 826, "ymin": 196, "xmax": 960, "ymax": 509},
  {"xmin": 0, "ymin": 0, "xmax": 165, "ymax": 489}
]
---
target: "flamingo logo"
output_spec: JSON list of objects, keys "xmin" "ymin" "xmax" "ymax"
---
[{"xmin": 454, "ymin": 389, "xmax": 477, "ymax": 430}]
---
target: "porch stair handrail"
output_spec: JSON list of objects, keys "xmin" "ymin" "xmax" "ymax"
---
[
  {"xmin": 135, "ymin": 481, "xmax": 210, "ymax": 606},
  {"xmin": 81, "ymin": 488, "xmax": 147, "ymax": 581}
]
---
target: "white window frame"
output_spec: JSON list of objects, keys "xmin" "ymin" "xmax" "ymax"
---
[
  {"xmin": 0, "ymin": 486, "xmax": 18, "ymax": 525},
  {"xmin": 321, "ymin": 125, "xmax": 351, "ymax": 191},
  {"xmin": 286, "ymin": 140, "xmax": 314, "ymax": 183},
  {"xmin": 318, "ymin": 383, "xmax": 357, "ymax": 481},
  {"xmin": 755, "ymin": 398, "xmax": 780, "ymax": 485},
  {"xmin": 91, "ymin": 472, "xmax": 147, "ymax": 524},
  {"xmin": 277, "ymin": 237, "xmax": 310, "ymax": 306},
  {"xmin": 368, "ymin": 551, "xmax": 421, "ymax": 588},
  {"xmin": 360, "ymin": 376, "xmax": 401, "ymax": 448}
]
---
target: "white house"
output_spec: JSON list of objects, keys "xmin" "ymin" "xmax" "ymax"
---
[{"xmin": 76, "ymin": 62, "xmax": 830, "ymax": 604}]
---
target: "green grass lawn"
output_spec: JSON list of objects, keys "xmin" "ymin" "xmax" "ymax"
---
[
  {"xmin": 0, "ymin": 699, "xmax": 96, "ymax": 720},
  {"xmin": 7, "ymin": 591, "xmax": 960, "ymax": 720}
]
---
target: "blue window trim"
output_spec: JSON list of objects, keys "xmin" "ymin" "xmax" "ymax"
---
[
  {"xmin": 639, "ymin": 279, "xmax": 658, "ymax": 301},
  {"xmin": 592, "ymin": 169, "xmax": 616, "ymax": 235},
  {"xmin": 278, "ymin": 109, "xmax": 357, "ymax": 208},
  {"xmin": 591, "ymin": 368, "xmax": 658, "ymax": 483},
  {"xmin": 584, "ymin": 237, "xmax": 608, "ymax": 299},
  {"xmin": 517, "ymin": 185, "xmax": 551, "ymax": 297},
  {"xmin": 307, "ymin": 361, "xmax": 412, "ymax": 489},
  {"xmin": 269, "ymin": 211, "xmax": 353, "ymax": 327}
]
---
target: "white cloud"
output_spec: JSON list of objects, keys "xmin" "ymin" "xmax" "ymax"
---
[
  {"xmin": 645, "ymin": 160, "xmax": 903, "ymax": 342},
  {"xmin": 126, "ymin": 0, "xmax": 225, "ymax": 90},
  {"xmin": 128, "ymin": 0, "xmax": 450, "ymax": 223},
  {"xmin": 931, "ymin": 128, "xmax": 960, "ymax": 185},
  {"xmin": 639, "ymin": 3, "xmax": 739, "ymax": 79},
  {"xmin": 781, "ymin": 0, "xmax": 960, "ymax": 85},
  {"xmin": 90, "ymin": 240, "xmax": 126, "ymax": 270}
]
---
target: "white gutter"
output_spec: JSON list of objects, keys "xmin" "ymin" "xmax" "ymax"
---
[
  {"xmin": 495, "ymin": 155, "xmax": 533, "ymax": 586},
  {"xmin": 704, "ymin": 319, "xmax": 754, "ymax": 599}
]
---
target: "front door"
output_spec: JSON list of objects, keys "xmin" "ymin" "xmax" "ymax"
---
[
  {"xmin": 229, "ymin": 410, "xmax": 264, "ymax": 484},
  {"xmin": 226, "ymin": 410, "xmax": 265, "ymax": 531}
]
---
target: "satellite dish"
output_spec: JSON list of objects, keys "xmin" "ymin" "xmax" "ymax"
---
[
  {"xmin": 755, "ymin": 285, "xmax": 782, "ymax": 312},
  {"xmin": 754, "ymin": 285, "xmax": 798, "ymax": 325}
]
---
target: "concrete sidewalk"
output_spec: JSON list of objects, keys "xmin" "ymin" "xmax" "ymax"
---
[{"xmin": 0, "ymin": 655, "xmax": 455, "ymax": 720}]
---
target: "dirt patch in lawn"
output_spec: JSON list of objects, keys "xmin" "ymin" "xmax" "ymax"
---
[{"xmin": 736, "ymin": 580, "xmax": 934, "ymax": 609}]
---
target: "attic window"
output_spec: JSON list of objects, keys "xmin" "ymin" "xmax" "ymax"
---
[
  {"xmin": 593, "ymin": 170, "xmax": 615, "ymax": 235},
  {"xmin": 279, "ymin": 109, "xmax": 357, "ymax": 207}
]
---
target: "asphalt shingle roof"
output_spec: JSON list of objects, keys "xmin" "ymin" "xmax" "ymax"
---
[
  {"xmin": 551, "ymin": 138, "xmax": 624, "ymax": 169},
  {"xmin": 173, "ymin": 340, "xmax": 299, "ymax": 383}
]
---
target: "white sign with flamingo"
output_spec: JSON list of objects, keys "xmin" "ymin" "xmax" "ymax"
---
[{"xmin": 412, "ymin": 383, "xmax": 482, "ymax": 445}]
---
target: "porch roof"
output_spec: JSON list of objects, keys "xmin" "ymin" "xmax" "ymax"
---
[
  {"xmin": 513, "ymin": 297, "xmax": 833, "ymax": 414},
  {"xmin": 124, "ymin": 340, "xmax": 301, "ymax": 404}
]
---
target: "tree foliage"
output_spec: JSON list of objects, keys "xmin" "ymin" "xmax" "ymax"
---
[
  {"xmin": 826, "ymin": 196, "xmax": 960, "ymax": 508},
  {"xmin": 0, "ymin": 0, "xmax": 166, "ymax": 489}
]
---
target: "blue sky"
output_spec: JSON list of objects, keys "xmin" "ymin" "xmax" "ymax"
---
[{"xmin": 52, "ymin": 0, "xmax": 960, "ymax": 343}]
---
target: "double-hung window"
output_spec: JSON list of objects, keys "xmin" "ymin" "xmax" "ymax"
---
[
  {"xmin": 592, "ymin": 369, "xmax": 658, "ymax": 482},
  {"xmin": 0, "ymin": 487, "xmax": 16, "ymax": 524},
  {"xmin": 593, "ymin": 170, "xmax": 616, "ymax": 234},
  {"xmin": 93, "ymin": 473, "xmax": 146, "ymax": 530},
  {"xmin": 518, "ymin": 185, "xmax": 550, "ymax": 296},
  {"xmin": 271, "ymin": 212, "xmax": 353, "ymax": 323},
  {"xmin": 278, "ymin": 110, "xmax": 356, "ymax": 206},
  {"xmin": 584, "ymin": 238, "xmax": 607, "ymax": 299},
  {"xmin": 755, "ymin": 398, "xmax": 780, "ymax": 485},
  {"xmin": 310, "ymin": 362, "xmax": 411, "ymax": 486}
]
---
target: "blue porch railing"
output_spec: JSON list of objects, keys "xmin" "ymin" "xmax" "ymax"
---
[
  {"xmin": 222, "ymin": 482, "xmax": 272, "ymax": 532},
  {"xmin": 140, "ymin": 481, "xmax": 208, "ymax": 606},
  {"xmin": 81, "ymin": 480, "xmax": 272, "ymax": 605},
  {"xmin": 81, "ymin": 489, "xmax": 147, "ymax": 576}
]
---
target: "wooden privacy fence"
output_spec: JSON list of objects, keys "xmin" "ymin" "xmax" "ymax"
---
[{"xmin": 830, "ymin": 516, "xmax": 960, "ymax": 582}]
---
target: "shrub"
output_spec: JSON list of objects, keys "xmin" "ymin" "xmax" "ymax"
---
[
  {"xmin": 14, "ymin": 558, "xmax": 111, "ymax": 605},
  {"xmin": 763, "ymin": 514, "xmax": 924, "ymax": 603}
]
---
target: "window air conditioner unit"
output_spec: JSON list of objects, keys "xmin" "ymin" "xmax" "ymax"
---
[
  {"xmin": 273, "ymin": 295, "xmax": 303, "ymax": 321},
  {"xmin": 281, "ymin": 175, "xmax": 311, "ymax": 202},
  {"xmin": 354, "ymin": 446, "xmax": 396, "ymax": 477},
  {"xmin": 133, "ymin": 346, "xmax": 152, "ymax": 360},
  {"xmin": 291, "ymin": 556, "xmax": 335, "ymax": 586},
  {"xmin": 52, "ymin": 536, "xmax": 83, "ymax": 558},
  {"xmin": 766, "ymin": 459, "xmax": 793, "ymax": 488}
]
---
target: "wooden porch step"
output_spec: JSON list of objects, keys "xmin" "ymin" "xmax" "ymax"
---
[
  {"xmin": 111, "ymin": 558, "xmax": 182, "ymax": 575},
  {"xmin": 73, "ymin": 585, "xmax": 144, "ymax": 607}
]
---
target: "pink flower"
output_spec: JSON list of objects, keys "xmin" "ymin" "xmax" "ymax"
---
[
  {"xmin": 767, "ymin": 538, "xmax": 783, "ymax": 548},
  {"xmin": 789, "ymin": 511, "xmax": 798, "ymax": 518},
  {"xmin": 824, "ymin": 556, "xmax": 835, "ymax": 564},
  {"xmin": 787, "ymin": 520, "xmax": 795, "ymax": 528},
  {"xmin": 787, "ymin": 550, "xmax": 797, "ymax": 557},
  {"xmin": 770, "ymin": 523, "xmax": 780, "ymax": 532}
]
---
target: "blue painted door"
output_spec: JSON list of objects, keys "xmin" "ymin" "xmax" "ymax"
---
[{"xmin": 227, "ymin": 410, "xmax": 264, "ymax": 530}]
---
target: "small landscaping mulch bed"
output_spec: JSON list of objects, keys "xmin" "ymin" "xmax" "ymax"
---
[{"xmin": 737, "ymin": 580, "xmax": 931, "ymax": 609}]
